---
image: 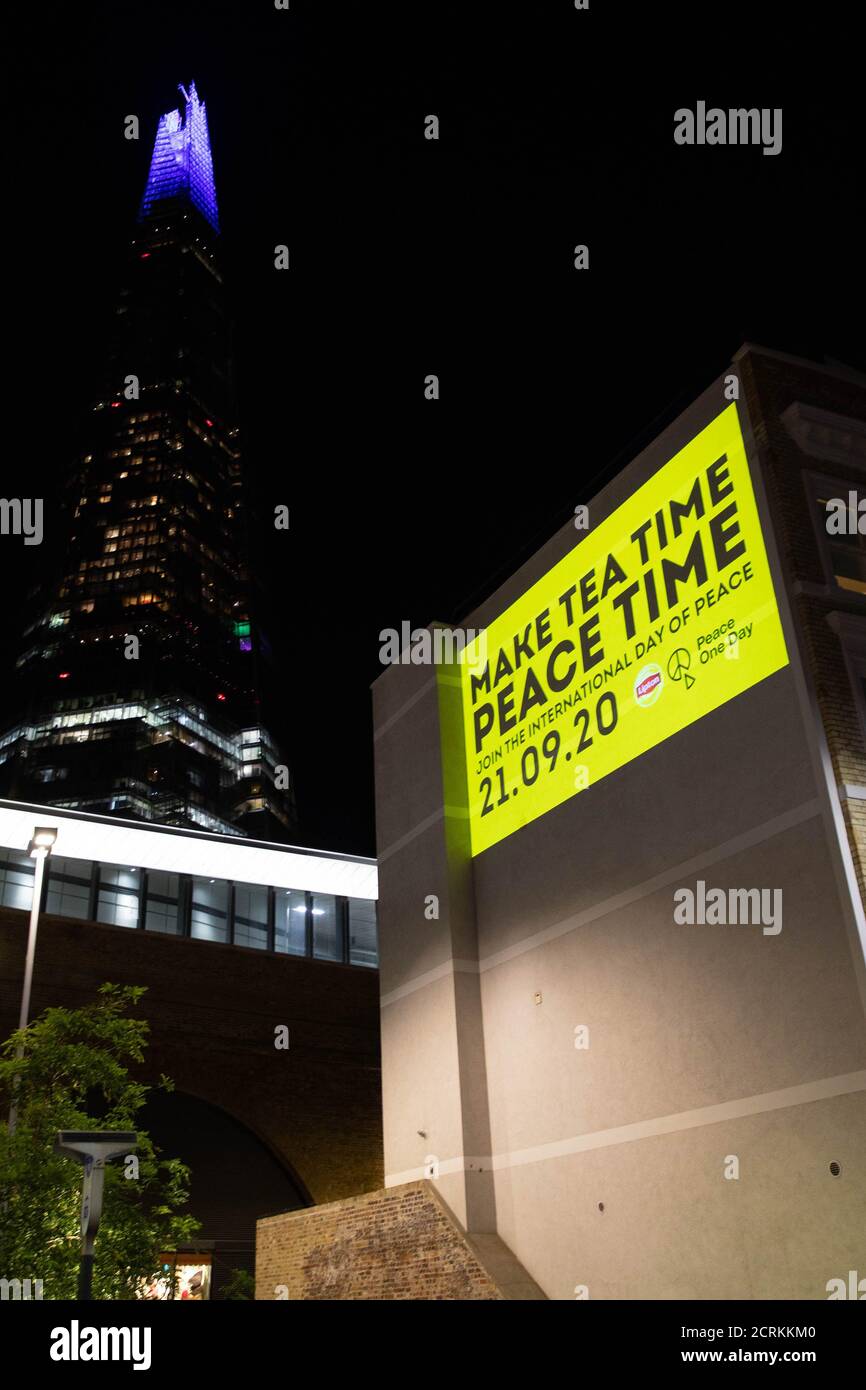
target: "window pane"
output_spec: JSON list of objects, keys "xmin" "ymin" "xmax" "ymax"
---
[
  {"xmin": 275, "ymin": 888, "xmax": 307, "ymax": 956},
  {"xmin": 830, "ymin": 540, "xmax": 866, "ymax": 593},
  {"xmin": 96, "ymin": 864, "xmax": 142, "ymax": 929},
  {"xmin": 0, "ymin": 851, "xmax": 35, "ymax": 912},
  {"xmin": 190, "ymin": 877, "xmax": 228, "ymax": 943},
  {"xmin": 349, "ymin": 898, "xmax": 378, "ymax": 968},
  {"xmin": 100, "ymin": 864, "xmax": 142, "ymax": 890},
  {"xmin": 45, "ymin": 855, "xmax": 92, "ymax": 920},
  {"xmin": 816, "ymin": 492, "xmax": 866, "ymax": 595},
  {"xmin": 312, "ymin": 893, "xmax": 339, "ymax": 961},
  {"xmin": 233, "ymin": 882, "xmax": 268, "ymax": 950},
  {"xmin": 145, "ymin": 870, "xmax": 181, "ymax": 935}
]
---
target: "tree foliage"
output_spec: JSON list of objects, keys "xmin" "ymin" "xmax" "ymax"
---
[
  {"xmin": 0, "ymin": 984, "xmax": 198, "ymax": 1300},
  {"xmin": 219, "ymin": 1266, "xmax": 255, "ymax": 1301}
]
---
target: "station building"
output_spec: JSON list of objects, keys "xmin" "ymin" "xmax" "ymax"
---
[{"xmin": 0, "ymin": 799, "xmax": 380, "ymax": 1295}]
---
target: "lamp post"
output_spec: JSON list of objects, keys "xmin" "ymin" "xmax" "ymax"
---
[
  {"xmin": 7, "ymin": 825, "xmax": 58, "ymax": 1133},
  {"xmin": 55, "ymin": 1131, "xmax": 138, "ymax": 1300}
]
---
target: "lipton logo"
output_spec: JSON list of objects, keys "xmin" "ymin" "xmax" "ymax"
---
[{"xmin": 634, "ymin": 664, "xmax": 663, "ymax": 707}]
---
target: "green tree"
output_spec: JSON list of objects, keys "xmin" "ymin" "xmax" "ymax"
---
[
  {"xmin": 0, "ymin": 983, "xmax": 199, "ymax": 1300},
  {"xmin": 219, "ymin": 1266, "xmax": 255, "ymax": 1300}
]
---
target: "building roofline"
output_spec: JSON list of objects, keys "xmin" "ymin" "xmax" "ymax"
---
[
  {"xmin": 0, "ymin": 797, "xmax": 375, "ymax": 868},
  {"xmin": 734, "ymin": 341, "xmax": 866, "ymax": 387}
]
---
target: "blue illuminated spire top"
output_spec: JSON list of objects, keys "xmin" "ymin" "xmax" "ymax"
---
[{"xmin": 139, "ymin": 81, "xmax": 220, "ymax": 233}]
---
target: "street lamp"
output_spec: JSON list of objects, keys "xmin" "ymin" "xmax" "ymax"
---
[
  {"xmin": 55, "ymin": 1131, "xmax": 138, "ymax": 1300},
  {"xmin": 7, "ymin": 825, "xmax": 58, "ymax": 1133}
]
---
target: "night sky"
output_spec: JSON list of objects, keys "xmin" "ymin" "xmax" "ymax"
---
[{"xmin": 4, "ymin": 1, "xmax": 861, "ymax": 855}]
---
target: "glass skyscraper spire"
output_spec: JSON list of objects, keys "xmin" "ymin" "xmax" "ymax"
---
[
  {"xmin": 0, "ymin": 82, "xmax": 294, "ymax": 840},
  {"xmin": 139, "ymin": 82, "xmax": 220, "ymax": 233}
]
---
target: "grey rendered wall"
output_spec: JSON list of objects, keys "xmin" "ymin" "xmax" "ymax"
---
[{"xmin": 372, "ymin": 362, "xmax": 866, "ymax": 1298}]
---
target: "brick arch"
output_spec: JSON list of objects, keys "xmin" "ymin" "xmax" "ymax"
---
[
  {"xmin": 0, "ymin": 907, "xmax": 383, "ymax": 1214},
  {"xmin": 142, "ymin": 1081, "xmax": 315, "ymax": 1208},
  {"xmin": 139, "ymin": 1087, "xmax": 308, "ymax": 1292}
]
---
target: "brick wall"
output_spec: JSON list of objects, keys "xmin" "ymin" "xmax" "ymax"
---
[
  {"xmin": 739, "ymin": 350, "xmax": 866, "ymax": 897},
  {"xmin": 256, "ymin": 1181, "xmax": 504, "ymax": 1299},
  {"xmin": 0, "ymin": 908, "xmax": 382, "ymax": 1204}
]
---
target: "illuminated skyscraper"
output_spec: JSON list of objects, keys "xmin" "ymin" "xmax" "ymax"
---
[{"xmin": 0, "ymin": 82, "xmax": 294, "ymax": 840}]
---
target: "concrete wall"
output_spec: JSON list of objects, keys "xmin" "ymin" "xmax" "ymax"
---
[{"xmin": 372, "ymin": 349, "xmax": 866, "ymax": 1299}]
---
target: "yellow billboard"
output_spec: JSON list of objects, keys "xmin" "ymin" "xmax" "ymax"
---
[{"xmin": 458, "ymin": 404, "xmax": 789, "ymax": 855}]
